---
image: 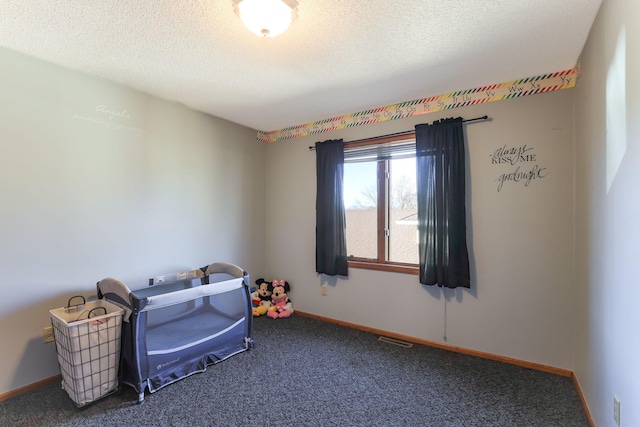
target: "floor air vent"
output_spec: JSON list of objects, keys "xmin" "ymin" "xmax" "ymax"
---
[{"xmin": 377, "ymin": 336, "xmax": 413, "ymax": 348}]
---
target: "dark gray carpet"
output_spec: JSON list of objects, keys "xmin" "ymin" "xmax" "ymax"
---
[{"xmin": 1, "ymin": 315, "xmax": 589, "ymax": 426}]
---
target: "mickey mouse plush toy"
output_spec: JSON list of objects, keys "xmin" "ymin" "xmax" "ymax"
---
[
  {"xmin": 252, "ymin": 278, "xmax": 273, "ymax": 317},
  {"xmin": 267, "ymin": 280, "xmax": 293, "ymax": 319}
]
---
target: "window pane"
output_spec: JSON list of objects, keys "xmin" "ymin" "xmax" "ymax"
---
[
  {"xmin": 388, "ymin": 157, "xmax": 418, "ymax": 264},
  {"xmin": 344, "ymin": 161, "xmax": 377, "ymax": 259}
]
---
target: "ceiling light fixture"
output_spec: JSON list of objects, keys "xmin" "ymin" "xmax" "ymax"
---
[{"xmin": 233, "ymin": 0, "xmax": 298, "ymax": 38}]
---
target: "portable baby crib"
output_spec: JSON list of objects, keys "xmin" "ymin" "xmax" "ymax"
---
[{"xmin": 97, "ymin": 262, "xmax": 253, "ymax": 403}]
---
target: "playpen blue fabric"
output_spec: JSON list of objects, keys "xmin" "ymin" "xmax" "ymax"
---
[{"xmin": 97, "ymin": 262, "xmax": 253, "ymax": 402}]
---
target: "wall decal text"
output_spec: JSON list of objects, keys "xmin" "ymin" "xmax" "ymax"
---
[
  {"xmin": 491, "ymin": 144, "xmax": 549, "ymax": 192},
  {"xmin": 72, "ymin": 104, "xmax": 145, "ymax": 133}
]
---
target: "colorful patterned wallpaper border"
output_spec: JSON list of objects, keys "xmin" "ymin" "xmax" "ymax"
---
[{"xmin": 257, "ymin": 67, "xmax": 579, "ymax": 143}]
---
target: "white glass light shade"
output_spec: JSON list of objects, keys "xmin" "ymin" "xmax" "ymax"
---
[{"xmin": 234, "ymin": 0, "xmax": 297, "ymax": 38}]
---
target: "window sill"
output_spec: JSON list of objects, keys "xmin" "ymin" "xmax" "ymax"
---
[{"xmin": 348, "ymin": 260, "xmax": 419, "ymax": 275}]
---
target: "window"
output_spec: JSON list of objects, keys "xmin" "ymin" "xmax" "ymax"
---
[{"xmin": 343, "ymin": 134, "xmax": 419, "ymax": 274}]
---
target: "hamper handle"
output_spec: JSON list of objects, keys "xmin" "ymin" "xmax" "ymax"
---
[
  {"xmin": 70, "ymin": 306, "xmax": 108, "ymax": 323},
  {"xmin": 66, "ymin": 295, "xmax": 86, "ymax": 311},
  {"xmin": 87, "ymin": 307, "xmax": 107, "ymax": 318}
]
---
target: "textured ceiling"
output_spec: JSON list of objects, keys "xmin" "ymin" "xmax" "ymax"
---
[{"xmin": 0, "ymin": 0, "xmax": 602, "ymax": 133}]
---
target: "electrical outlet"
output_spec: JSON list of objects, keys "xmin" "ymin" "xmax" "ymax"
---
[
  {"xmin": 43, "ymin": 326, "xmax": 55, "ymax": 343},
  {"xmin": 614, "ymin": 395, "xmax": 620, "ymax": 425},
  {"xmin": 321, "ymin": 284, "xmax": 328, "ymax": 296}
]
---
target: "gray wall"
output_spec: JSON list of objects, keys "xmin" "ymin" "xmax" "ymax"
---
[
  {"xmin": 264, "ymin": 89, "xmax": 576, "ymax": 370},
  {"xmin": 0, "ymin": 47, "xmax": 265, "ymax": 393},
  {"xmin": 574, "ymin": 0, "xmax": 640, "ymax": 425}
]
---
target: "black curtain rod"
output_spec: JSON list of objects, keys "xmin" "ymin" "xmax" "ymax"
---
[{"xmin": 308, "ymin": 115, "xmax": 489, "ymax": 151}]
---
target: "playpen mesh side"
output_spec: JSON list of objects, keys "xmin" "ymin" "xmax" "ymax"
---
[
  {"xmin": 143, "ymin": 285, "xmax": 246, "ymax": 353},
  {"xmin": 49, "ymin": 300, "xmax": 123, "ymax": 407}
]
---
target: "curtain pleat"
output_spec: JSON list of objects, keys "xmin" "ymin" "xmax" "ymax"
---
[
  {"xmin": 416, "ymin": 118, "xmax": 470, "ymax": 288},
  {"xmin": 315, "ymin": 139, "xmax": 348, "ymax": 276}
]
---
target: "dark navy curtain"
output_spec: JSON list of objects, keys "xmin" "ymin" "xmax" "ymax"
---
[
  {"xmin": 415, "ymin": 118, "xmax": 470, "ymax": 288},
  {"xmin": 315, "ymin": 139, "xmax": 348, "ymax": 277}
]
